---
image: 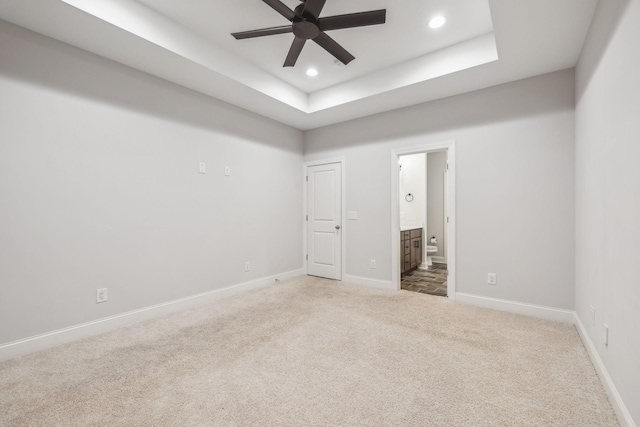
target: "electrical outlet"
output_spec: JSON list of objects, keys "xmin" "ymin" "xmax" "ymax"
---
[
  {"xmin": 603, "ymin": 324, "xmax": 609, "ymax": 347},
  {"xmin": 198, "ymin": 162, "xmax": 206, "ymax": 174},
  {"xmin": 487, "ymin": 273, "xmax": 497, "ymax": 285},
  {"xmin": 224, "ymin": 166, "xmax": 231, "ymax": 176},
  {"xmin": 370, "ymin": 259, "xmax": 376, "ymax": 269},
  {"xmin": 244, "ymin": 261, "xmax": 250, "ymax": 272},
  {"xmin": 96, "ymin": 288, "xmax": 108, "ymax": 303},
  {"xmin": 590, "ymin": 305, "xmax": 595, "ymax": 325}
]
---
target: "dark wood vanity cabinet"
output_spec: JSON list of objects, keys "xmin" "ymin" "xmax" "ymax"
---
[{"xmin": 400, "ymin": 228, "xmax": 422, "ymax": 274}]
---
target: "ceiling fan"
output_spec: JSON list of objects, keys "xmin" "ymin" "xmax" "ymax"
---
[{"xmin": 231, "ymin": 0, "xmax": 386, "ymax": 67}]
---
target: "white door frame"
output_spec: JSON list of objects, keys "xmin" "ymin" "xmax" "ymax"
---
[
  {"xmin": 391, "ymin": 141, "xmax": 456, "ymax": 300},
  {"xmin": 303, "ymin": 157, "xmax": 346, "ymax": 280},
  {"xmin": 443, "ymin": 169, "xmax": 449, "ymax": 264}
]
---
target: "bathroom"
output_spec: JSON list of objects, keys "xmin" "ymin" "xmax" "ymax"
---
[{"xmin": 399, "ymin": 151, "xmax": 448, "ymax": 296}]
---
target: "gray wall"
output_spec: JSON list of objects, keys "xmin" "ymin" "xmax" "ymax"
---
[
  {"xmin": 0, "ymin": 22, "xmax": 304, "ymax": 344},
  {"xmin": 427, "ymin": 151, "xmax": 447, "ymax": 259},
  {"xmin": 575, "ymin": 0, "xmax": 640, "ymax": 423},
  {"xmin": 305, "ymin": 69, "xmax": 575, "ymax": 310}
]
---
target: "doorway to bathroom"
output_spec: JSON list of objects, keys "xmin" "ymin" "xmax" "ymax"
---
[{"xmin": 391, "ymin": 142, "xmax": 456, "ymax": 300}]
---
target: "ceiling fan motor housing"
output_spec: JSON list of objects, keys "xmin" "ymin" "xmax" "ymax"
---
[
  {"xmin": 293, "ymin": 2, "xmax": 320, "ymax": 39},
  {"xmin": 293, "ymin": 19, "xmax": 320, "ymax": 39}
]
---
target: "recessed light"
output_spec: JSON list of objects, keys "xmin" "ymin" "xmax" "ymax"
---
[
  {"xmin": 429, "ymin": 16, "xmax": 446, "ymax": 29},
  {"xmin": 306, "ymin": 68, "xmax": 318, "ymax": 77}
]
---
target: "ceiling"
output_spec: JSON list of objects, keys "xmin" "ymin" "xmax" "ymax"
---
[{"xmin": 0, "ymin": 0, "xmax": 598, "ymax": 130}]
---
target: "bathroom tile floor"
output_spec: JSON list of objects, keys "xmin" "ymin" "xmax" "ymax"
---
[{"xmin": 401, "ymin": 263, "xmax": 448, "ymax": 297}]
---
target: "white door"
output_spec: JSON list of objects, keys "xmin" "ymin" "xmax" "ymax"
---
[{"xmin": 307, "ymin": 163, "xmax": 342, "ymax": 280}]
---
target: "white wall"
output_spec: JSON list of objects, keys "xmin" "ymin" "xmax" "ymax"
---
[
  {"xmin": 305, "ymin": 69, "xmax": 575, "ymax": 310},
  {"xmin": 0, "ymin": 22, "xmax": 304, "ymax": 345},
  {"xmin": 427, "ymin": 151, "xmax": 447, "ymax": 260},
  {"xmin": 399, "ymin": 153, "xmax": 426, "ymax": 229},
  {"xmin": 575, "ymin": 0, "xmax": 640, "ymax": 424}
]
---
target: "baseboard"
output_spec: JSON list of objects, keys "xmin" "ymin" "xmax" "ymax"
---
[
  {"xmin": 342, "ymin": 275, "xmax": 395, "ymax": 291},
  {"xmin": 455, "ymin": 292, "xmax": 575, "ymax": 323},
  {"xmin": 0, "ymin": 269, "xmax": 304, "ymax": 362},
  {"xmin": 574, "ymin": 314, "xmax": 636, "ymax": 427},
  {"xmin": 432, "ymin": 256, "xmax": 446, "ymax": 264}
]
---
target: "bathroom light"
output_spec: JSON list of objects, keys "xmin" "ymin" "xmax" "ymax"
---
[
  {"xmin": 306, "ymin": 68, "xmax": 318, "ymax": 77},
  {"xmin": 429, "ymin": 16, "xmax": 446, "ymax": 29}
]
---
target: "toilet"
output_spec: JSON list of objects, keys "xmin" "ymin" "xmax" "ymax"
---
[{"xmin": 425, "ymin": 245, "xmax": 438, "ymax": 267}]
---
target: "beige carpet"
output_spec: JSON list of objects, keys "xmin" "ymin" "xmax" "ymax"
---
[{"xmin": 0, "ymin": 276, "xmax": 618, "ymax": 426}]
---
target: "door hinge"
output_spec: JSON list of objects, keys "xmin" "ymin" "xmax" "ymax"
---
[
  {"xmin": 306, "ymin": 176, "xmax": 308, "ymax": 182},
  {"xmin": 447, "ymin": 216, "xmax": 449, "ymax": 223},
  {"xmin": 306, "ymin": 215, "xmax": 308, "ymax": 221},
  {"xmin": 306, "ymin": 254, "xmax": 308, "ymax": 260},
  {"xmin": 447, "ymin": 162, "xmax": 449, "ymax": 170}
]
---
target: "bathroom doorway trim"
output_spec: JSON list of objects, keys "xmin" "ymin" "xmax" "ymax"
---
[{"xmin": 391, "ymin": 141, "xmax": 456, "ymax": 300}]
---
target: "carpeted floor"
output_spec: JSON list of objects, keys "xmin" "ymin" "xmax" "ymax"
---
[{"xmin": 0, "ymin": 276, "xmax": 618, "ymax": 426}]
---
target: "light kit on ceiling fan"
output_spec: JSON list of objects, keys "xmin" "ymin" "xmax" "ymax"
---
[{"xmin": 231, "ymin": 0, "xmax": 386, "ymax": 68}]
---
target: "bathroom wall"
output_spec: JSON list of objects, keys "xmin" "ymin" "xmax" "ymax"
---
[
  {"xmin": 399, "ymin": 153, "xmax": 426, "ymax": 230},
  {"xmin": 427, "ymin": 151, "xmax": 447, "ymax": 262},
  {"xmin": 575, "ymin": 0, "xmax": 639, "ymax": 424},
  {"xmin": 304, "ymin": 69, "xmax": 575, "ymax": 310}
]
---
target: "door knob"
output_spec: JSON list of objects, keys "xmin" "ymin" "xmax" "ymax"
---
[{"xmin": 335, "ymin": 225, "xmax": 341, "ymax": 230}]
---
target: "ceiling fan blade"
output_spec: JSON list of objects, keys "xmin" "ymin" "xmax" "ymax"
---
[
  {"xmin": 262, "ymin": 0, "xmax": 296, "ymax": 21},
  {"xmin": 318, "ymin": 9, "xmax": 386, "ymax": 32},
  {"xmin": 313, "ymin": 32, "xmax": 355, "ymax": 65},
  {"xmin": 303, "ymin": 0, "xmax": 327, "ymax": 19},
  {"xmin": 232, "ymin": 25, "xmax": 293, "ymax": 40},
  {"xmin": 284, "ymin": 37, "xmax": 307, "ymax": 67}
]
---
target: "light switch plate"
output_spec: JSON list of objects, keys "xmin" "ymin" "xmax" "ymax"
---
[
  {"xmin": 488, "ymin": 273, "xmax": 497, "ymax": 285},
  {"xmin": 96, "ymin": 288, "xmax": 108, "ymax": 303},
  {"xmin": 347, "ymin": 211, "xmax": 358, "ymax": 220}
]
